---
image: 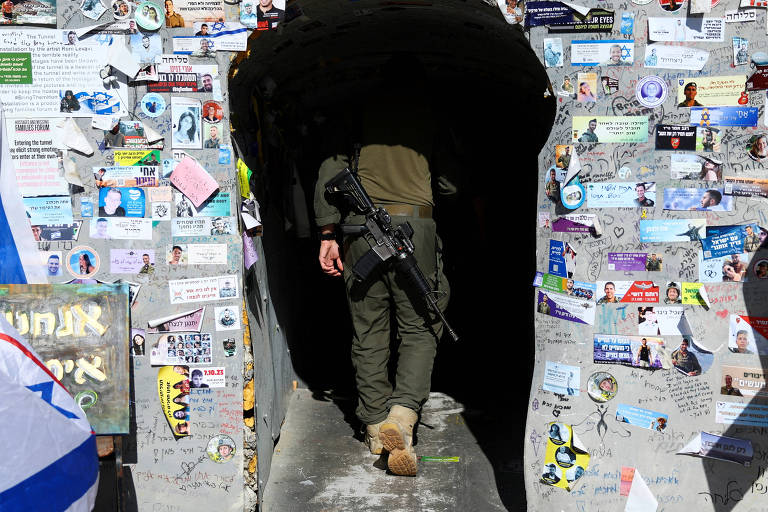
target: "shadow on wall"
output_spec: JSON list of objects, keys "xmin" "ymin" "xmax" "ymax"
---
[{"xmin": 703, "ymin": 246, "xmax": 768, "ymax": 511}]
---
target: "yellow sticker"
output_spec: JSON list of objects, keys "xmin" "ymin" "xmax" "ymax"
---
[
  {"xmin": 541, "ymin": 422, "xmax": 590, "ymax": 491},
  {"xmin": 237, "ymin": 158, "xmax": 251, "ymax": 199}
]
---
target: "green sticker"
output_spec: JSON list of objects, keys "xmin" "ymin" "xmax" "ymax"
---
[{"xmin": 0, "ymin": 53, "xmax": 32, "ymax": 85}]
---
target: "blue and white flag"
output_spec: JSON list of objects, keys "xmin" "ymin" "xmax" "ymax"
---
[
  {"xmin": 0, "ymin": 105, "xmax": 48, "ymax": 284},
  {"xmin": 0, "ymin": 317, "xmax": 98, "ymax": 511}
]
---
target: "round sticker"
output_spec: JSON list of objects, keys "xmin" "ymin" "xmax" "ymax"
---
[
  {"xmin": 561, "ymin": 176, "xmax": 586, "ymax": 210},
  {"xmin": 631, "ymin": 0, "xmax": 653, "ymax": 5},
  {"xmin": 207, "ymin": 434, "xmax": 236, "ymax": 463},
  {"xmin": 141, "ymin": 93, "xmax": 166, "ymax": 117},
  {"xmin": 587, "ymin": 372, "xmax": 618, "ymax": 403},
  {"xmin": 66, "ymin": 246, "xmax": 100, "ymax": 279},
  {"xmin": 754, "ymin": 259, "xmax": 768, "ymax": 279},
  {"xmin": 554, "ymin": 446, "xmax": 576, "ymax": 468},
  {"xmin": 547, "ymin": 422, "xmax": 571, "ymax": 445},
  {"xmin": 135, "ymin": 1, "xmax": 164, "ymax": 31},
  {"xmin": 75, "ymin": 390, "xmax": 98, "ymax": 410},
  {"xmin": 635, "ymin": 75, "xmax": 667, "ymax": 108},
  {"xmin": 658, "ymin": 0, "xmax": 685, "ymax": 13},
  {"xmin": 202, "ymin": 101, "xmax": 224, "ymax": 123},
  {"xmin": 111, "ymin": 0, "xmax": 131, "ymax": 19}
]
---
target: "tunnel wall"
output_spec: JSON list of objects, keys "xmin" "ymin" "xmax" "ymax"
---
[{"xmin": 526, "ymin": 4, "xmax": 768, "ymax": 511}]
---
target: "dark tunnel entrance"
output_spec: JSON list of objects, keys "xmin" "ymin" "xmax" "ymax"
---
[{"xmin": 228, "ymin": 2, "xmax": 555, "ymax": 506}]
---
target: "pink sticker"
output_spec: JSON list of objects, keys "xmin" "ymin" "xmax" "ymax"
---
[{"xmin": 169, "ymin": 157, "xmax": 219, "ymax": 208}]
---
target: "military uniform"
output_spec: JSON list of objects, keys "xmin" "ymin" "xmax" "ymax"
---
[
  {"xmin": 314, "ymin": 93, "xmax": 450, "ymax": 426},
  {"xmin": 744, "ymin": 233, "xmax": 760, "ymax": 252},
  {"xmin": 166, "ymin": 11, "xmax": 184, "ymax": 27},
  {"xmin": 578, "ymin": 130, "xmax": 598, "ymax": 143}
]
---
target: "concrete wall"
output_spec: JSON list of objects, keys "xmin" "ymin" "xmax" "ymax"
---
[{"xmin": 527, "ymin": 5, "xmax": 768, "ymax": 510}]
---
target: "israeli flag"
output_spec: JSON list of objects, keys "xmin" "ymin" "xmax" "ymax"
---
[
  {"xmin": 0, "ymin": 104, "xmax": 48, "ymax": 284},
  {"xmin": 0, "ymin": 317, "xmax": 98, "ymax": 511}
]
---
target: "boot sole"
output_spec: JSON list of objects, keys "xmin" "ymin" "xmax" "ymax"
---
[
  {"xmin": 387, "ymin": 448, "xmax": 417, "ymax": 476},
  {"xmin": 379, "ymin": 422, "xmax": 405, "ymax": 452}
]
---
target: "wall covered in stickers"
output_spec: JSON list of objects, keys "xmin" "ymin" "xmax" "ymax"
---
[{"xmin": 526, "ymin": 0, "xmax": 768, "ymax": 508}]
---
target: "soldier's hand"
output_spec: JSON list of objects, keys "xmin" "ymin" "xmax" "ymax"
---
[{"xmin": 319, "ymin": 240, "xmax": 343, "ymax": 277}]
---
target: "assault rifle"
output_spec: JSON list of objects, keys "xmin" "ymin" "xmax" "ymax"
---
[{"xmin": 325, "ymin": 164, "xmax": 459, "ymax": 342}]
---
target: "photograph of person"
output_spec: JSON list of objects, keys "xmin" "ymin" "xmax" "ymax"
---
[
  {"xmin": 755, "ymin": 259, "xmax": 768, "ymax": 279},
  {"xmin": 678, "ymin": 81, "xmax": 703, "ymax": 107},
  {"xmin": 60, "ymin": 90, "xmax": 80, "ymax": 113},
  {"xmin": 698, "ymin": 157, "xmax": 722, "ymax": 181},
  {"xmin": 91, "ymin": 218, "xmax": 111, "ymax": 239},
  {"xmin": 173, "ymin": 107, "xmax": 201, "ymax": 148},
  {"xmin": 168, "ymin": 245, "xmax": 184, "ymax": 265},
  {"xmin": 130, "ymin": 32, "xmax": 162, "ymax": 65},
  {"xmin": 203, "ymin": 102, "xmax": 222, "ymax": 122},
  {"xmin": 577, "ymin": 80, "xmax": 595, "ymax": 103},
  {"xmin": 537, "ymin": 293, "xmax": 551, "ymax": 314},
  {"xmin": 748, "ymin": 134, "xmax": 768, "ymax": 161},
  {"xmin": 204, "ymin": 124, "xmax": 221, "ymax": 148},
  {"xmin": 69, "ymin": 249, "xmax": 98, "ymax": 277},
  {"xmin": 698, "ymin": 126, "xmax": 720, "ymax": 152},
  {"xmin": 663, "ymin": 282, "xmax": 681, "ymax": 304},
  {"xmin": 634, "ymin": 183, "xmax": 655, "ymax": 207},
  {"xmin": 689, "ymin": 189, "xmax": 724, "ymax": 211},
  {"xmin": 190, "ymin": 368, "xmax": 209, "ymax": 388},
  {"xmin": 605, "ymin": 44, "xmax": 630, "ymax": 66},
  {"xmin": 578, "ymin": 119, "xmax": 598, "ymax": 143},
  {"xmin": 635, "ymin": 338, "xmax": 653, "ymax": 367},
  {"xmin": 256, "ymin": 0, "xmax": 284, "ymax": 30},
  {"xmin": 132, "ymin": 331, "xmax": 145, "ymax": 355},
  {"xmin": 560, "ymin": 76, "xmax": 574, "ymax": 94},
  {"xmin": 164, "ymin": 0, "xmax": 184, "ymax": 27},
  {"xmin": 596, "ymin": 282, "xmax": 620, "ymax": 304},
  {"xmin": 541, "ymin": 463, "xmax": 561, "ymax": 484},
  {"xmin": 46, "ymin": 253, "xmax": 61, "ymax": 276},
  {"xmin": 99, "ymin": 187, "xmax": 125, "ymax": 217},
  {"xmin": 721, "ymin": 374, "xmax": 743, "ymax": 396},
  {"xmin": 730, "ymin": 329, "xmax": 754, "ymax": 354},
  {"xmin": 671, "ymin": 338, "xmax": 701, "ymax": 376},
  {"xmin": 210, "ymin": 216, "xmax": 231, "ymax": 235},
  {"xmin": 645, "ymin": 253, "xmax": 662, "ymax": 271},
  {"xmin": 219, "ymin": 278, "xmax": 237, "ymax": 298}
]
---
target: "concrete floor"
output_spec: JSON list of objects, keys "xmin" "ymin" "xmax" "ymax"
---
[{"xmin": 261, "ymin": 389, "xmax": 525, "ymax": 512}]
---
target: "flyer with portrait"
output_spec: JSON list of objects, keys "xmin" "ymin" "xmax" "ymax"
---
[
  {"xmin": 540, "ymin": 422, "xmax": 590, "ymax": 492},
  {"xmin": 595, "ymin": 281, "xmax": 659, "ymax": 303},
  {"xmin": 676, "ymin": 76, "xmax": 746, "ymax": 107},
  {"xmin": 572, "ymin": 116, "xmax": 648, "ymax": 143},
  {"xmin": 157, "ymin": 365, "xmax": 190, "ymax": 438},
  {"xmin": 616, "ymin": 404, "xmax": 669, "ymax": 432},
  {"xmin": 593, "ymin": 334, "xmax": 670, "ymax": 369},
  {"xmin": 729, "ymin": 315, "xmax": 768, "ymax": 355},
  {"xmin": 570, "ymin": 40, "xmax": 634, "ymax": 66}
]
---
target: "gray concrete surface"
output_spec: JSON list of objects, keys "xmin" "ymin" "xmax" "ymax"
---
[{"xmin": 262, "ymin": 389, "xmax": 523, "ymax": 512}]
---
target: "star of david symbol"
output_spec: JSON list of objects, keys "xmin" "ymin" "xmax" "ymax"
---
[
  {"xmin": 620, "ymin": 45, "xmax": 631, "ymax": 60},
  {"xmin": 212, "ymin": 21, "xmax": 225, "ymax": 31},
  {"xmin": 699, "ymin": 109, "xmax": 711, "ymax": 126}
]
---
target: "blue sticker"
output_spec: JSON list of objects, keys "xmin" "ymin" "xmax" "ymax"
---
[
  {"xmin": 81, "ymin": 197, "xmax": 94, "ymax": 218},
  {"xmin": 218, "ymin": 146, "xmax": 231, "ymax": 165},
  {"xmin": 561, "ymin": 176, "xmax": 586, "ymax": 210},
  {"xmin": 98, "ymin": 187, "xmax": 146, "ymax": 218},
  {"xmin": 690, "ymin": 107, "xmax": 759, "ymax": 127},
  {"xmin": 141, "ymin": 93, "xmax": 167, "ymax": 118}
]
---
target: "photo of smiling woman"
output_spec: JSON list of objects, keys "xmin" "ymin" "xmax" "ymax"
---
[{"xmin": 171, "ymin": 99, "xmax": 202, "ymax": 149}]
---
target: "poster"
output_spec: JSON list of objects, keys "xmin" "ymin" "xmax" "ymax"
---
[
  {"xmin": 593, "ymin": 334, "xmax": 670, "ymax": 369},
  {"xmin": 720, "ymin": 365, "xmax": 768, "ymax": 399},
  {"xmin": 689, "ymin": 106, "xmax": 759, "ymax": 127},
  {"xmin": 655, "ymin": 125, "xmax": 696, "ymax": 150},
  {"xmin": 571, "ymin": 40, "xmax": 634, "ymax": 66},
  {"xmin": 23, "ymin": 197, "xmax": 73, "ymax": 225},
  {"xmin": 191, "ymin": 367, "xmax": 225, "ymax": 388},
  {"xmin": 716, "ymin": 402, "xmax": 768, "ymax": 427},
  {"xmin": 534, "ymin": 272, "xmax": 595, "ymax": 299},
  {"xmin": 677, "ymin": 432, "xmax": 753, "ymax": 465},
  {"xmin": 171, "ymin": 0, "xmax": 225, "ymax": 24},
  {"xmin": 89, "ymin": 217, "xmax": 153, "ymax": 240},
  {"xmin": 150, "ymin": 333, "xmax": 212, "ymax": 365},
  {"xmin": 637, "ymin": 306, "xmax": 689, "ymax": 336},
  {"xmin": 638, "ymin": 219, "xmax": 706, "ymax": 243},
  {"xmin": 0, "ymin": 284, "xmax": 130, "ymax": 434},
  {"xmin": 93, "ymin": 165, "xmax": 159, "ymax": 188},
  {"xmin": 168, "ymin": 275, "xmax": 239, "ymax": 304},
  {"xmin": 676, "ymin": 76, "xmax": 746, "ymax": 107},
  {"xmin": 595, "ymin": 281, "xmax": 659, "ymax": 303},
  {"xmin": 98, "ymin": 186, "xmax": 146, "ymax": 217},
  {"xmin": 146, "ymin": 307, "xmax": 205, "ymax": 333},
  {"xmin": 643, "ymin": 44, "xmax": 709, "ymax": 70},
  {"xmin": 110, "ymin": 249, "xmax": 156, "ymax": 274},
  {"xmin": 157, "ymin": 365, "xmax": 191, "ymax": 438},
  {"xmin": 171, "ymin": 97, "xmax": 202, "ymax": 149},
  {"xmin": 165, "ymin": 243, "xmax": 228, "ymax": 265},
  {"xmin": 525, "ymin": 2, "xmax": 614, "ymax": 32},
  {"xmin": 572, "ymin": 116, "xmax": 648, "ymax": 143},
  {"xmin": 171, "ymin": 216, "xmax": 236, "ymax": 237},
  {"xmin": 608, "ymin": 253, "xmax": 660, "ymax": 271},
  {"xmin": 543, "ymin": 362, "xmax": 580, "ymax": 395},
  {"xmin": 647, "ymin": 17, "xmax": 725, "ymax": 42},
  {"xmin": 670, "ymin": 154, "xmax": 722, "ymax": 180},
  {"xmin": 540, "ymin": 422, "xmax": 590, "ymax": 492},
  {"xmin": 192, "ymin": 22, "xmax": 247, "ymax": 51},
  {"xmin": 587, "ymin": 182, "xmax": 656, "ymax": 208},
  {"xmin": 8, "ymin": 119, "xmax": 66, "ymax": 197},
  {"xmin": 724, "ymin": 176, "xmax": 768, "ymax": 198},
  {"xmin": 536, "ymin": 290, "xmax": 595, "ymax": 325},
  {"xmin": 729, "ymin": 315, "xmax": 768, "ymax": 354},
  {"xmin": 698, "ymin": 252, "xmax": 751, "ymax": 282},
  {"xmin": 663, "ymin": 187, "xmax": 732, "ymax": 211},
  {"xmin": 616, "ymin": 404, "xmax": 669, "ymax": 431},
  {"xmin": 701, "ymin": 224, "xmax": 760, "ymax": 259},
  {"xmin": 548, "ymin": 240, "xmax": 576, "ymax": 278}
]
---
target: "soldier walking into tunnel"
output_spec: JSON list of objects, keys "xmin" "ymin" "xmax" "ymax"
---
[{"xmin": 314, "ymin": 54, "xmax": 451, "ymax": 477}]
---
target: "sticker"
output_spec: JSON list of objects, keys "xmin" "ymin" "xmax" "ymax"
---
[
  {"xmin": 541, "ymin": 423, "xmax": 590, "ymax": 492},
  {"xmin": 150, "ymin": 333, "xmax": 212, "ymax": 365},
  {"xmin": 130, "ymin": 32, "xmax": 162, "ymax": 65},
  {"xmin": 136, "ymin": 1, "xmax": 165, "ymax": 31},
  {"xmin": 94, "ymin": 166, "xmax": 158, "ymax": 188},
  {"xmin": 172, "ymin": 36, "xmax": 216, "ymax": 57},
  {"xmin": 720, "ymin": 365, "xmax": 768, "ymax": 399},
  {"xmin": 671, "ymin": 337, "xmax": 712, "ymax": 376},
  {"xmin": 725, "ymin": 9, "xmax": 756, "ymax": 21},
  {"xmin": 635, "ymin": 76, "xmax": 667, "ymax": 108},
  {"xmin": 141, "ymin": 93, "xmax": 167, "ymax": 117},
  {"xmin": 670, "ymin": 154, "xmax": 722, "ymax": 180},
  {"xmin": 586, "ymin": 372, "xmax": 617, "ymax": 402},
  {"xmin": 192, "ymin": 22, "xmax": 247, "ymax": 51},
  {"xmin": 222, "ymin": 338, "xmax": 236, "ymax": 357},
  {"xmin": 40, "ymin": 251, "xmax": 63, "ymax": 277},
  {"xmin": 643, "ymin": 44, "xmax": 709, "ymax": 70},
  {"xmin": 558, "ymin": 76, "xmax": 575, "ymax": 96},
  {"xmin": 169, "ymin": 275, "xmax": 239, "ymax": 304},
  {"xmin": 203, "ymin": 101, "xmax": 224, "ymax": 123},
  {"xmin": 31, "ymin": 223, "xmax": 80, "ymax": 242},
  {"xmin": 724, "ymin": 176, "xmax": 768, "ymax": 198},
  {"xmin": 171, "ymin": 98, "xmax": 202, "ymax": 149},
  {"xmin": 560, "ymin": 176, "xmax": 586, "ymax": 209},
  {"xmin": 600, "ymin": 76, "xmax": 619, "ymax": 95},
  {"xmin": 690, "ymin": 106, "xmax": 759, "ymax": 127},
  {"xmin": 172, "ymin": 216, "xmax": 237, "ymax": 237},
  {"xmin": 596, "ymin": 281, "xmax": 659, "ymax": 303},
  {"xmin": 149, "ymin": 186, "xmax": 173, "ymax": 202},
  {"xmin": 551, "ymin": 214, "xmax": 601, "ymax": 235},
  {"xmin": 638, "ymin": 219, "xmax": 706, "ymax": 243},
  {"xmin": 677, "ymin": 432, "xmax": 753, "ymax": 466},
  {"xmin": 587, "ymin": 182, "xmax": 656, "ymax": 208},
  {"xmin": 81, "ymin": 198, "xmax": 94, "ymax": 218},
  {"xmin": 89, "ymin": 217, "xmax": 153, "ymax": 240},
  {"xmin": 616, "ymin": 404, "xmax": 669, "ymax": 431},
  {"xmin": 655, "ymin": 124, "xmax": 696, "ymax": 150},
  {"xmin": 698, "ymin": 251, "xmax": 751, "ymax": 283},
  {"xmin": 701, "ymin": 224, "xmax": 760, "ymax": 259},
  {"xmin": 648, "ymin": 17, "xmax": 724, "ymax": 42},
  {"xmin": 23, "ymin": 197, "xmax": 74, "ymax": 225},
  {"xmin": 570, "ymin": 40, "xmax": 634, "ymax": 66},
  {"xmin": 66, "ymin": 245, "xmax": 100, "ymax": 278},
  {"xmin": 658, "ymin": 0, "xmax": 685, "ymax": 12},
  {"xmin": 678, "ymin": 282, "xmax": 707, "ymax": 305},
  {"xmin": 676, "ymin": 76, "xmax": 746, "ymax": 107},
  {"xmin": 536, "ymin": 290, "xmax": 595, "ymax": 325},
  {"xmin": 548, "ymin": 240, "xmax": 576, "ymax": 279},
  {"xmin": 576, "ymin": 72, "xmax": 597, "ymax": 103},
  {"xmin": 696, "ymin": 126, "xmax": 720, "ymax": 152},
  {"xmin": 147, "ymin": 308, "xmax": 205, "ymax": 334},
  {"xmin": 663, "ymin": 187, "xmax": 731, "ymax": 211},
  {"xmin": 215, "ymin": 306, "xmax": 240, "ymax": 331},
  {"xmin": 746, "ymin": 63, "xmax": 768, "ymax": 91},
  {"xmin": 543, "ymin": 38, "xmax": 563, "ymax": 67},
  {"xmin": 620, "ymin": 11, "xmax": 634, "ymax": 35},
  {"xmin": 535, "ymin": 272, "xmax": 596, "ymax": 299},
  {"xmin": 525, "ymin": 3, "xmax": 614, "ymax": 33},
  {"xmin": 114, "ymin": 149, "xmax": 163, "ymax": 167},
  {"xmin": 716, "ymin": 402, "xmax": 768, "ymax": 427},
  {"xmin": 637, "ymin": 306, "xmax": 689, "ymax": 336},
  {"xmin": 80, "ymin": 0, "xmax": 107, "ymax": 20},
  {"xmin": 572, "ymin": 116, "xmax": 648, "ymax": 143},
  {"xmin": 157, "ymin": 365, "xmax": 190, "ymax": 438},
  {"xmin": 98, "ymin": 187, "xmax": 146, "ymax": 217},
  {"xmin": 112, "ymin": 0, "xmax": 131, "ymax": 19},
  {"xmin": 594, "ymin": 335, "xmax": 669, "ymax": 369},
  {"xmin": 75, "ymin": 390, "xmax": 98, "ymax": 410},
  {"xmin": 110, "ymin": 249, "xmax": 156, "ymax": 274},
  {"xmin": 733, "ymin": 37, "xmax": 750, "ymax": 66},
  {"xmin": 191, "ymin": 367, "xmax": 225, "ymax": 388},
  {"xmin": 747, "ymin": 134, "xmax": 768, "ymax": 161},
  {"xmin": 607, "ymin": 253, "xmax": 659, "ymax": 271},
  {"xmin": 131, "ymin": 328, "xmax": 146, "ymax": 356},
  {"xmin": 729, "ymin": 315, "xmax": 768, "ymax": 354},
  {"xmin": 203, "ymin": 122, "xmax": 222, "ymax": 148},
  {"xmin": 207, "ymin": 435, "xmax": 236, "ymax": 463},
  {"xmin": 543, "ymin": 362, "xmax": 580, "ymax": 396}
]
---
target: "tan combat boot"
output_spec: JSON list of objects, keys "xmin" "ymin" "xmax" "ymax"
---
[
  {"xmin": 365, "ymin": 420, "xmax": 385, "ymax": 455},
  {"xmin": 379, "ymin": 405, "xmax": 418, "ymax": 476}
]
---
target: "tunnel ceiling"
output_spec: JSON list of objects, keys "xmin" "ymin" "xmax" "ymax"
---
[{"xmin": 230, "ymin": 0, "xmax": 548, "ymax": 108}]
